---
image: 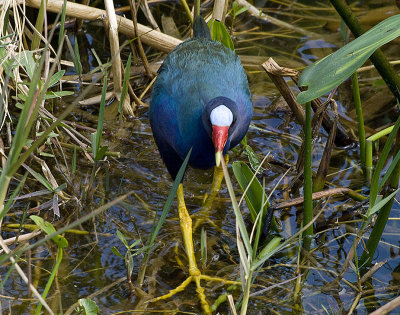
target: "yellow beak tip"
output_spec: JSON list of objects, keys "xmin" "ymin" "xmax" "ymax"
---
[{"xmin": 215, "ymin": 151, "xmax": 222, "ymax": 167}]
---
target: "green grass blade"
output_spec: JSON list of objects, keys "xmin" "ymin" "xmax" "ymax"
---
[
  {"xmin": 31, "ymin": 0, "xmax": 46, "ymax": 51},
  {"xmin": 92, "ymin": 74, "xmax": 107, "ymax": 161},
  {"xmin": 221, "ymin": 158, "xmax": 253, "ymax": 259},
  {"xmin": 136, "ymin": 149, "xmax": 192, "ymax": 286},
  {"xmin": 22, "ymin": 164, "xmax": 55, "ymax": 192},
  {"xmin": 0, "ymin": 172, "xmax": 28, "ymax": 221},
  {"xmin": 377, "ymin": 149, "xmax": 400, "ymax": 193},
  {"xmin": 368, "ymin": 188, "xmax": 400, "ymax": 216},
  {"xmin": 368, "ymin": 114, "xmax": 400, "ymax": 214},
  {"xmin": 34, "ymin": 247, "xmax": 63, "ymax": 315},
  {"xmin": 58, "ymin": 0, "xmax": 68, "ymax": 47}
]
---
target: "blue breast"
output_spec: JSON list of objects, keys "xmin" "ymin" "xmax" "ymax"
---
[{"xmin": 149, "ymin": 27, "xmax": 252, "ymax": 179}]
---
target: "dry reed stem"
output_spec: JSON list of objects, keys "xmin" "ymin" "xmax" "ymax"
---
[
  {"xmin": 78, "ymin": 91, "xmax": 115, "ymax": 106},
  {"xmin": 139, "ymin": 0, "xmax": 159, "ymax": 30},
  {"xmin": 370, "ymin": 294, "xmax": 400, "ymax": 315},
  {"xmin": 212, "ymin": 0, "xmax": 226, "ymax": 22},
  {"xmin": 314, "ymin": 100, "xmax": 338, "ymax": 191},
  {"xmin": 360, "ymin": 261, "xmax": 387, "ymax": 283},
  {"xmin": 3, "ymin": 230, "xmax": 42, "ymax": 245},
  {"xmin": 104, "ymin": 0, "xmax": 133, "ymax": 116},
  {"xmin": 263, "ymin": 58, "xmax": 353, "ymax": 146},
  {"xmin": 272, "ymin": 187, "xmax": 352, "ymax": 210},
  {"xmin": 24, "ymin": 0, "xmax": 182, "ymax": 52},
  {"xmin": 129, "ymin": 0, "xmax": 153, "ymax": 78},
  {"xmin": 262, "ymin": 58, "xmax": 306, "ymax": 126}
]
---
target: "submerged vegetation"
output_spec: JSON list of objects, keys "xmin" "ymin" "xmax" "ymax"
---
[{"xmin": 1, "ymin": 0, "xmax": 400, "ymax": 314}]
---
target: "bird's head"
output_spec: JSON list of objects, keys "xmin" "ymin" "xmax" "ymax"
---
[{"xmin": 202, "ymin": 97, "xmax": 238, "ymax": 167}]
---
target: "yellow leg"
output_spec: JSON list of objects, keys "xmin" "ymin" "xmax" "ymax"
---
[
  {"xmin": 194, "ymin": 154, "xmax": 229, "ymax": 231},
  {"xmin": 176, "ymin": 184, "xmax": 201, "ymax": 277},
  {"xmin": 149, "ymin": 180, "xmax": 240, "ymax": 314},
  {"xmin": 203, "ymin": 154, "xmax": 229, "ymax": 210}
]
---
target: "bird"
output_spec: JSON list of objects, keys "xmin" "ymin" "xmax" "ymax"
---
[{"xmin": 149, "ymin": 15, "xmax": 253, "ymax": 314}]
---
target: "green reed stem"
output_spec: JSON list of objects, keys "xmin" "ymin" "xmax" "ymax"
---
[
  {"xmin": 365, "ymin": 139, "xmax": 373, "ymax": 181},
  {"xmin": 303, "ymin": 102, "xmax": 313, "ymax": 239},
  {"xmin": 35, "ymin": 247, "xmax": 63, "ymax": 315},
  {"xmin": 351, "ymin": 73, "xmax": 366, "ymax": 167},
  {"xmin": 180, "ymin": 0, "xmax": 194, "ymax": 24}
]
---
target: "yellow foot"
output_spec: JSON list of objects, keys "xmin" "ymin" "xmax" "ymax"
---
[
  {"xmin": 148, "ymin": 180, "xmax": 239, "ymax": 314},
  {"xmin": 149, "ymin": 271, "xmax": 240, "ymax": 314}
]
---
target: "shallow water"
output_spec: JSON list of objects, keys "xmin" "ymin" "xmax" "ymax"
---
[{"xmin": 2, "ymin": 0, "xmax": 400, "ymax": 314}]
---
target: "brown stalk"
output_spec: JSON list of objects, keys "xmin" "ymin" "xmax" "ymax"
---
[
  {"xmin": 139, "ymin": 0, "xmax": 159, "ymax": 30},
  {"xmin": 271, "ymin": 187, "xmax": 351, "ymax": 210},
  {"xmin": 104, "ymin": 0, "xmax": 133, "ymax": 116},
  {"xmin": 292, "ymin": 75, "xmax": 354, "ymax": 147},
  {"xmin": 262, "ymin": 58, "xmax": 306, "ymax": 126},
  {"xmin": 370, "ymin": 294, "xmax": 400, "ymax": 315},
  {"xmin": 129, "ymin": 0, "xmax": 153, "ymax": 78},
  {"xmin": 262, "ymin": 58, "xmax": 353, "ymax": 147},
  {"xmin": 314, "ymin": 100, "xmax": 338, "ymax": 192}
]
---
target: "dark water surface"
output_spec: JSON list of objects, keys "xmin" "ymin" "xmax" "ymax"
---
[{"xmin": 3, "ymin": 0, "xmax": 400, "ymax": 314}]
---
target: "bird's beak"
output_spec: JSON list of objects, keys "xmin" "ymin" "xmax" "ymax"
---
[{"xmin": 212, "ymin": 125, "xmax": 229, "ymax": 167}]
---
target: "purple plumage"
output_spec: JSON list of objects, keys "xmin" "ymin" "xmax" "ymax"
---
[{"xmin": 149, "ymin": 16, "xmax": 252, "ymax": 180}]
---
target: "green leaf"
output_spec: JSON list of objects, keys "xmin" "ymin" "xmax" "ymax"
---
[
  {"xmin": 368, "ymin": 188, "xmax": 400, "ymax": 216},
  {"xmin": 36, "ymin": 130, "xmax": 59, "ymax": 138},
  {"xmin": 244, "ymin": 144, "xmax": 263, "ymax": 172},
  {"xmin": 38, "ymin": 151, "xmax": 54, "ymax": 157},
  {"xmin": 232, "ymin": 1, "xmax": 249, "ymax": 17},
  {"xmin": 79, "ymin": 298, "xmax": 99, "ymax": 315},
  {"xmin": 297, "ymin": 14, "xmax": 400, "ymax": 104},
  {"xmin": 19, "ymin": 51, "xmax": 36, "ymax": 80},
  {"xmin": 111, "ymin": 246, "xmax": 124, "ymax": 259},
  {"xmin": 368, "ymin": 114, "xmax": 400, "ymax": 212},
  {"xmin": 208, "ymin": 19, "xmax": 234, "ymax": 50},
  {"xmin": 44, "ymin": 90, "xmax": 74, "ymax": 99},
  {"xmin": 232, "ymin": 161, "xmax": 269, "ymax": 222},
  {"xmin": 96, "ymin": 146, "xmax": 108, "ymax": 160},
  {"xmin": 116, "ymin": 230, "xmax": 129, "ymax": 248},
  {"xmin": 48, "ymin": 70, "xmax": 65, "ymax": 87},
  {"xmin": 256, "ymin": 236, "xmax": 281, "ymax": 261},
  {"xmin": 23, "ymin": 164, "xmax": 55, "ymax": 192},
  {"xmin": 129, "ymin": 239, "xmax": 141, "ymax": 249},
  {"xmin": 30, "ymin": 215, "xmax": 68, "ymax": 248}
]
